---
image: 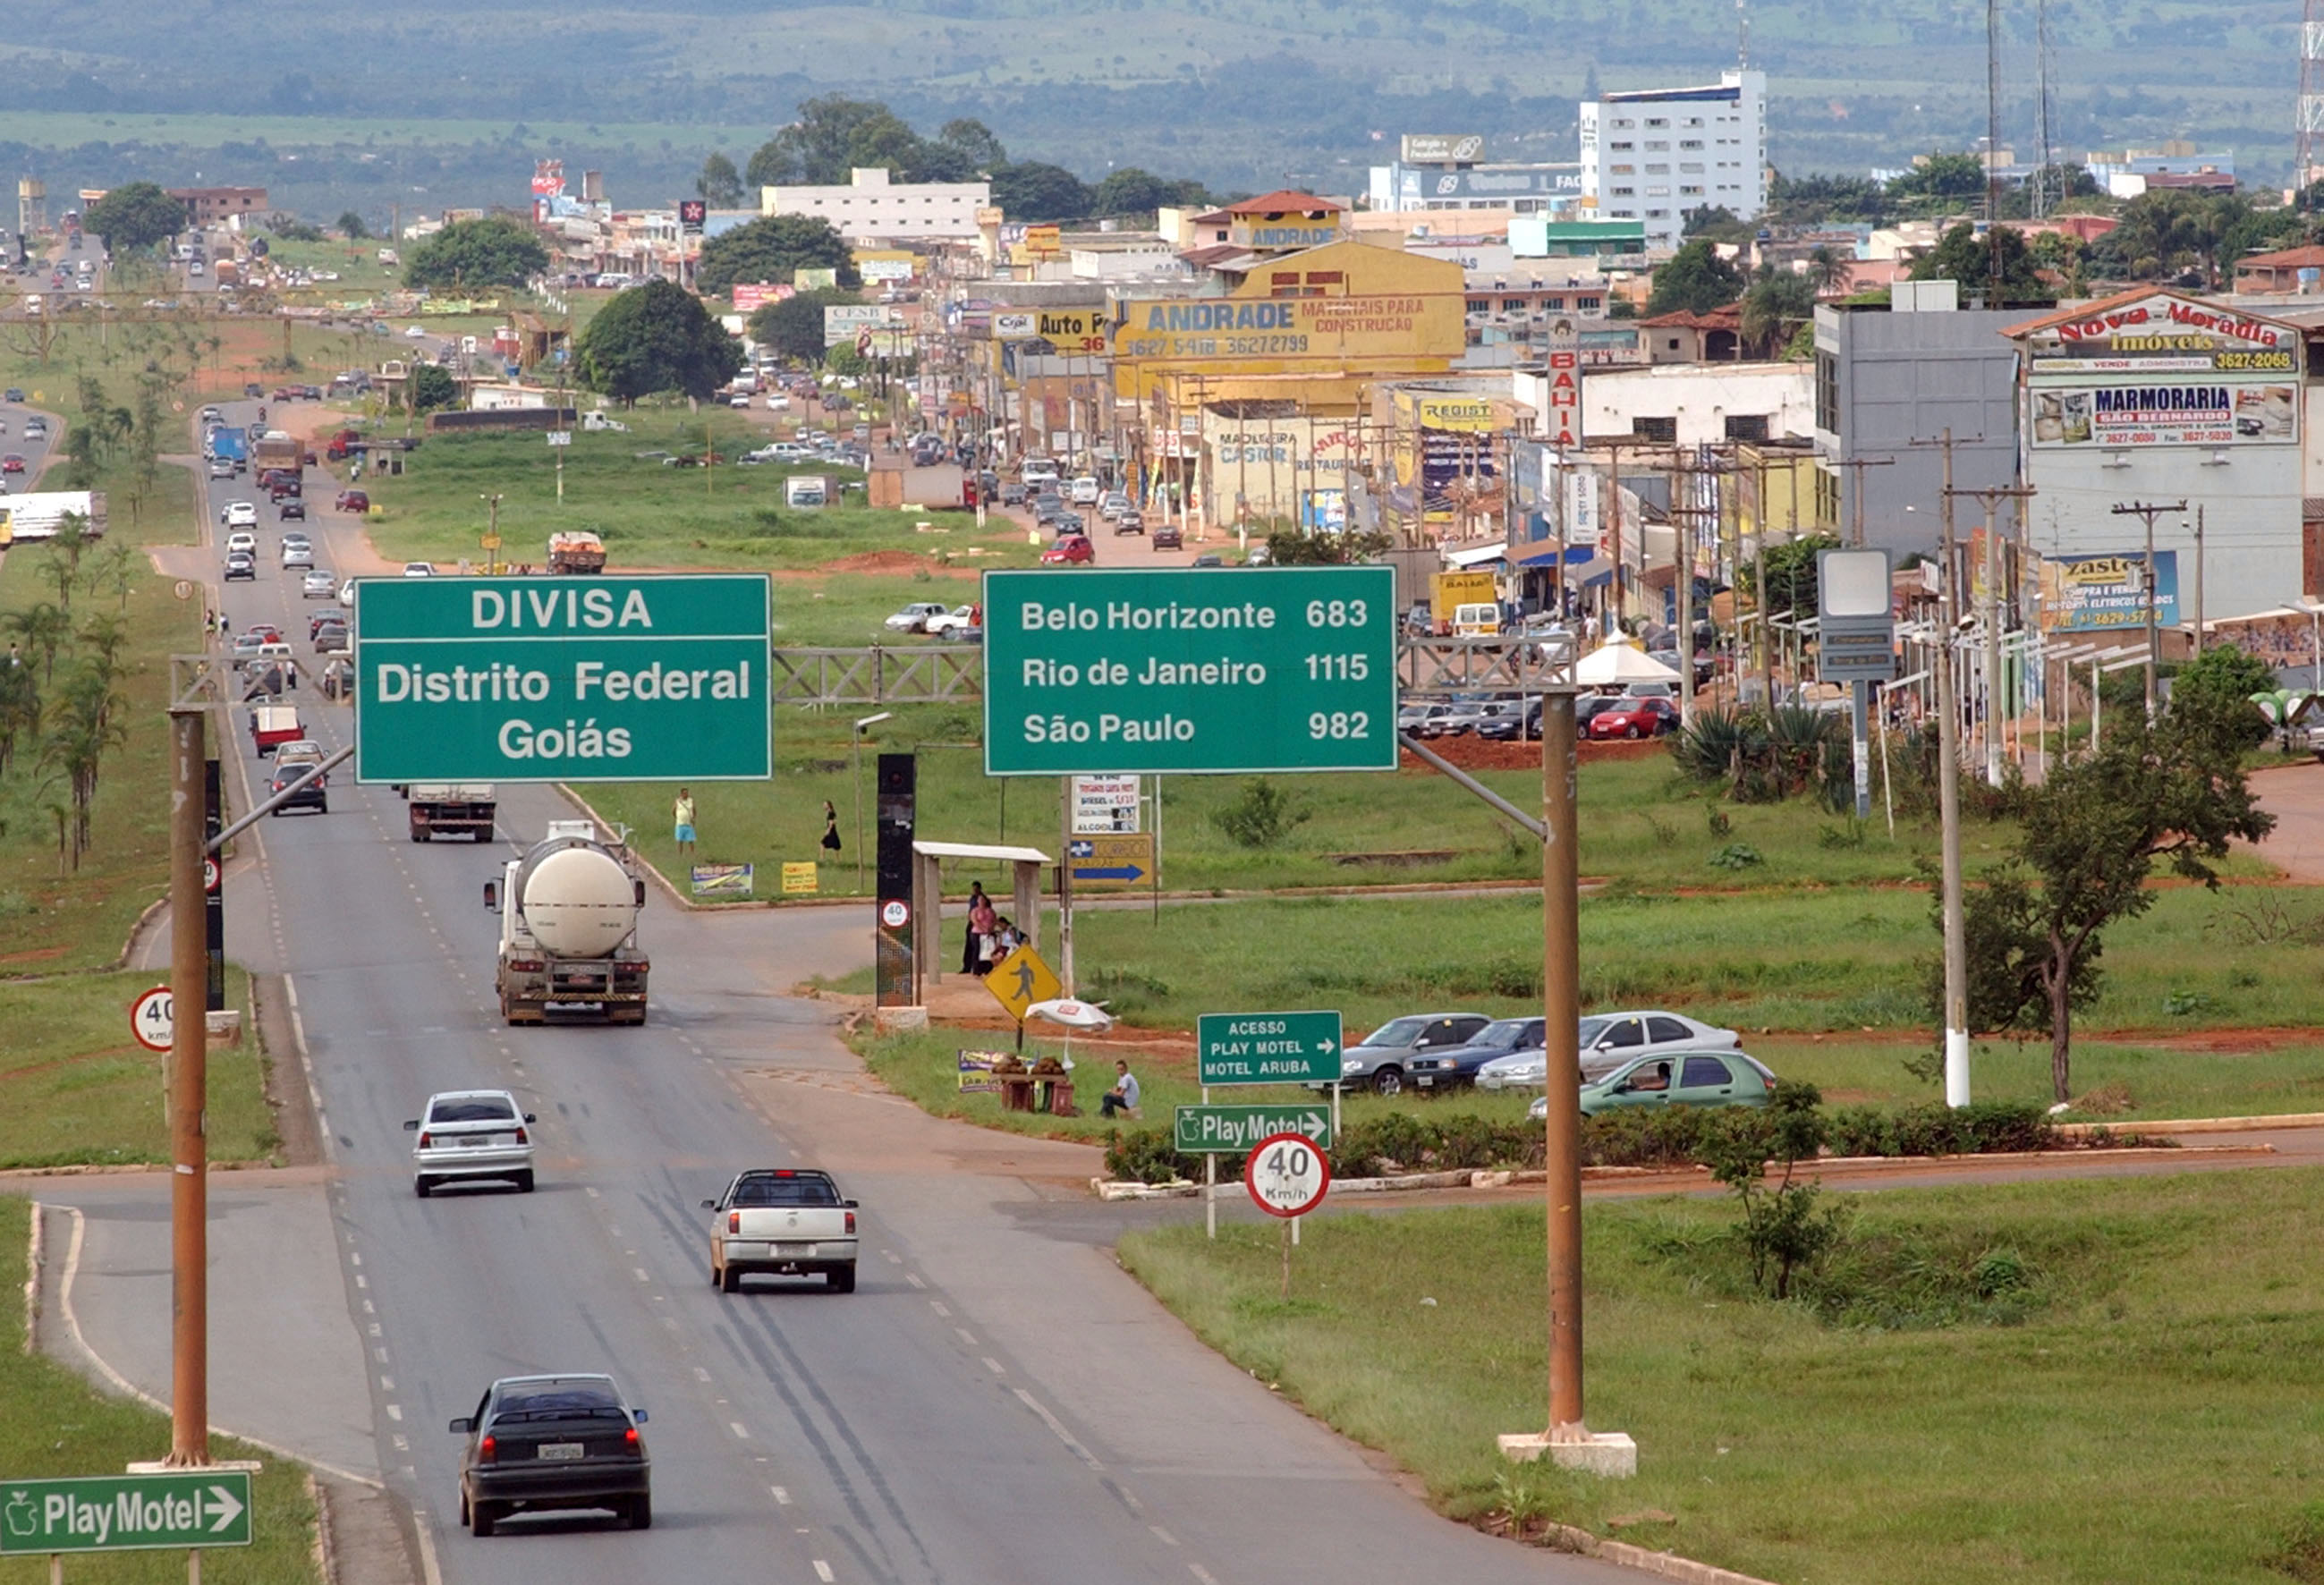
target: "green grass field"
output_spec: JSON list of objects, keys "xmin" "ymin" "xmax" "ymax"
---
[
  {"xmin": 0, "ymin": 969, "xmax": 275, "ymax": 1171},
  {"xmin": 1120, "ymin": 1169, "xmax": 2324, "ymax": 1585},
  {"xmin": 0, "ymin": 1198, "xmax": 320, "ymax": 1585}
]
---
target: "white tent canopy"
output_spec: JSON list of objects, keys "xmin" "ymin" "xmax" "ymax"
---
[{"xmin": 1574, "ymin": 640, "xmax": 1681, "ymax": 689}]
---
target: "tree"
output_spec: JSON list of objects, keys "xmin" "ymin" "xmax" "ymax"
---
[
  {"xmin": 1739, "ymin": 268, "xmax": 1817, "ymax": 356},
  {"xmin": 337, "ymin": 210, "xmax": 370, "ymax": 240},
  {"xmin": 989, "ymin": 162, "xmax": 1091, "ymax": 223},
  {"xmin": 403, "ymin": 217, "xmax": 549, "ymax": 291},
  {"xmin": 697, "ymin": 153, "xmax": 747, "ymax": 209},
  {"xmin": 4, "ymin": 601, "xmax": 71, "ymax": 682},
  {"xmin": 574, "ymin": 279, "xmax": 742, "ymax": 403},
  {"xmin": 696, "ymin": 215, "xmax": 857, "ymax": 296},
  {"xmin": 936, "ymin": 118, "xmax": 1007, "ymax": 172},
  {"xmin": 0, "ymin": 657, "xmax": 37, "ymax": 776},
  {"xmin": 83, "ymin": 182, "xmax": 187, "ymax": 252},
  {"xmin": 1682, "ymin": 204, "xmax": 1750, "ymax": 243},
  {"xmin": 1091, "ymin": 168, "xmax": 1172, "ymax": 216},
  {"xmin": 1910, "ymin": 222, "xmax": 2051, "ymax": 301},
  {"xmin": 2169, "ymin": 644, "xmax": 2277, "ymax": 745},
  {"xmin": 1643, "ymin": 239, "xmax": 1744, "ymax": 318},
  {"xmin": 1958, "ymin": 693, "xmax": 2274, "ymax": 1102},
  {"xmin": 1887, "ymin": 153, "xmax": 1986, "ymax": 208},
  {"xmin": 1803, "ymin": 245, "xmax": 1851, "ymax": 295},
  {"xmin": 747, "ymin": 289, "xmax": 850, "ymax": 364},
  {"xmin": 744, "ymin": 96, "xmax": 893, "ymax": 189},
  {"xmin": 1743, "ymin": 530, "xmax": 1839, "ymax": 619},
  {"xmin": 407, "ymin": 363, "xmax": 458, "ymax": 413},
  {"xmin": 1260, "ymin": 527, "xmax": 1391, "ymax": 564}
]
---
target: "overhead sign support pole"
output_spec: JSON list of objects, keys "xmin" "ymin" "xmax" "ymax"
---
[{"xmin": 166, "ymin": 703, "xmax": 209, "ymax": 1468}]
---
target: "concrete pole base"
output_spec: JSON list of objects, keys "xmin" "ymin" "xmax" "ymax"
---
[
  {"xmin": 1498, "ymin": 1427, "xmax": 1638, "ymax": 1479},
  {"xmin": 873, "ymin": 1004, "xmax": 929, "ymax": 1032}
]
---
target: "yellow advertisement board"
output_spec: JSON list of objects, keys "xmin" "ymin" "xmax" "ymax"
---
[
  {"xmin": 1114, "ymin": 292, "xmax": 1464, "ymax": 365},
  {"xmin": 1412, "ymin": 395, "xmax": 1498, "ymax": 432}
]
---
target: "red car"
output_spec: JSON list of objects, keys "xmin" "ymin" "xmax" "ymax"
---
[
  {"xmin": 0, "ymin": 454, "xmax": 23, "ymax": 474},
  {"xmin": 335, "ymin": 489, "xmax": 370, "ymax": 513},
  {"xmin": 1039, "ymin": 534, "xmax": 1094, "ymax": 566},
  {"xmin": 1587, "ymin": 696, "xmax": 1682, "ymax": 740},
  {"xmin": 243, "ymin": 623, "xmax": 283, "ymax": 644}
]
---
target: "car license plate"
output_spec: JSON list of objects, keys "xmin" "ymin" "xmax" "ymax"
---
[
  {"xmin": 1417, "ymin": 1075, "xmax": 1434, "ymax": 1088},
  {"xmin": 537, "ymin": 1443, "xmax": 583, "ymax": 1461},
  {"xmin": 775, "ymin": 1242, "xmax": 810, "ymax": 1258}
]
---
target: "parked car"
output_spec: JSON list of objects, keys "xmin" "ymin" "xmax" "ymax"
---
[
  {"xmin": 923, "ymin": 604, "xmax": 980, "ymax": 638},
  {"xmin": 1524, "ymin": 1049, "xmax": 1777, "ymax": 1120},
  {"xmin": 335, "ymin": 489, "xmax": 369, "ymax": 513},
  {"xmin": 1481, "ymin": 1011, "xmax": 1745, "ymax": 1090},
  {"xmin": 1587, "ymin": 697, "xmax": 1682, "ymax": 740},
  {"xmin": 1476, "ymin": 699, "xmax": 1540, "ymax": 742},
  {"xmin": 1191, "ymin": 554, "xmax": 1225, "ymax": 567},
  {"xmin": 450, "ymin": 1374, "xmax": 650, "ymax": 1536},
  {"xmin": 1406, "ymin": 1017, "xmax": 1547, "ymax": 1092},
  {"xmin": 884, "ymin": 602, "xmax": 948, "ymax": 633},
  {"xmin": 3, "ymin": 389, "xmax": 21, "ymax": 403},
  {"xmin": 1321, "ymin": 1013, "xmax": 1492, "ymax": 1097},
  {"xmin": 1039, "ymin": 534, "xmax": 1094, "ymax": 566}
]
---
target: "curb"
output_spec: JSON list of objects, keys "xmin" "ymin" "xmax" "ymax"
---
[
  {"xmin": 2057, "ymin": 1111, "xmax": 2324, "ymax": 1136},
  {"xmin": 1596, "ymin": 1538, "xmax": 1782, "ymax": 1585}
]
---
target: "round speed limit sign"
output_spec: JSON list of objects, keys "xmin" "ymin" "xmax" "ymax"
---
[
  {"xmin": 130, "ymin": 986, "xmax": 175, "ymax": 1054},
  {"xmin": 1243, "ymin": 1132, "xmax": 1331, "ymax": 1218}
]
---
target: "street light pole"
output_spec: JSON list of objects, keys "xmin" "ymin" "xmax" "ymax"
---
[
  {"xmin": 1924, "ymin": 431, "xmax": 1971, "ymax": 1107},
  {"xmin": 165, "ymin": 705, "xmax": 209, "ymax": 1467},
  {"xmin": 2111, "ymin": 499, "xmax": 2185, "ymax": 718}
]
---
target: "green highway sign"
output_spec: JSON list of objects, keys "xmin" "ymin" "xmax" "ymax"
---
[
  {"xmin": 352, "ymin": 574, "xmax": 771, "ymax": 784},
  {"xmin": 1197, "ymin": 1010, "xmax": 1344, "ymax": 1086},
  {"xmin": 0, "ymin": 1471, "xmax": 252, "ymax": 1554},
  {"xmin": 982, "ymin": 567, "xmax": 1397, "ymax": 775},
  {"xmin": 1176, "ymin": 1104, "xmax": 1334, "ymax": 1154}
]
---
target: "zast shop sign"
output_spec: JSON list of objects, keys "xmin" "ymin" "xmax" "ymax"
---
[{"xmin": 353, "ymin": 575, "xmax": 772, "ymax": 784}]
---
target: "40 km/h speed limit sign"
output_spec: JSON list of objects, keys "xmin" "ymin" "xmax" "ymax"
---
[
  {"xmin": 130, "ymin": 986, "xmax": 174, "ymax": 1054},
  {"xmin": 1243, "ymin": 1132, "xmax": 1331, "ymax": 1218}
]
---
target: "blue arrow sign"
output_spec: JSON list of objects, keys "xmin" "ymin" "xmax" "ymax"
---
[{"xmin": 1074, "ymin": 865, "xmax": 1145, "ymax": 881}]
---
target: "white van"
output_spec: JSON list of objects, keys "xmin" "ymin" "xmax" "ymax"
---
[
  {"xmin": 1451, "ymin": 602, "xmax": 1503, "ymax": 638},
  {"xmin": 785, "ymin": 476, "xmax": 828, "ymax": 508},
  {"xmin": 1021, "ymin": 458, "xmax": 1061, "ymax": 487},
  {"xmin": 1068, "ymin": 475, "xmax": 1101, "ymax": 505}
]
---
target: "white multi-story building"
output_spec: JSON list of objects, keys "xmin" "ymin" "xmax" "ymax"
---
[
  {"xmin": 759, "ymin": 167, "xmax": 990, "ymax": 242},
  {"xmin": 1579, "ymin": 68, "xmax": 1767, "ymax": 252}
]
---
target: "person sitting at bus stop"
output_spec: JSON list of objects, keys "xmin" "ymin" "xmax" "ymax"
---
[{"xmin": 1099, "ymin": 1061, "xmax": 1141, "ymax": 1120}]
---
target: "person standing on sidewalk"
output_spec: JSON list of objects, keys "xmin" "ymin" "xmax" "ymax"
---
[
  {"xmin": 674, "ymin": 787, "xmax": 698, "ymax": 861},
  {"xmin": 963, "ymin": 883, "xmax": 996, "ymax": 975}
]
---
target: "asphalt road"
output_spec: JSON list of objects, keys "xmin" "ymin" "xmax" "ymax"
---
[{"xmin": 181, "ymin": 413, "xmax": 1629, "ymax": 1585}]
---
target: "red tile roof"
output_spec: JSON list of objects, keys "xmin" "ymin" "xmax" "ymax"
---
[{"xmin": 1221, "ymin": 190, "xmax": 1346, "ymax": 216}]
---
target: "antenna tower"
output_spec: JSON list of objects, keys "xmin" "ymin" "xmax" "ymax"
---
[
  {"xmin": 1736, "ymin": 0, "xmax": 1749, "ymax": 69},
  {"xmin": 1985, "ymin": 0, "xmax": 2004, "ymax": 300},
  {"xmin": 2031, "ymin": 0, "xmax": 2057, "ymax": 219},
  {"xmin": 2302, "ymin": 0, "xmax": 2324, "ymax": 211}
]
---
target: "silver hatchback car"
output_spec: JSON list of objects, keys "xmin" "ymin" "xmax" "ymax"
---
[{"xmin": 405, "ymin": 1089, "xmax": 537, "ymax": 1198}]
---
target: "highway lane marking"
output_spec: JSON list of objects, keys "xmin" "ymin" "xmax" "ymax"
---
[
  {"xmin": 729, "ymin": 1422, "xmax": 750, "ymax": 1440},
  {"xmin": 813, "ymin": 1563, "xmax": 835, "ymax": 1583},
  {"xmin": 881, "ymin": 1250, "xmax": 901, "ymax": 1264},
  {"xmin": 954, "ymin": 1327, "xmax": 978, "ymax": 1347},
  {"xmin": 904, "ymin": 1273, "xmax": 925, "ymax": 1289},
  {"xmin": 374, "ymin": 1347, "xmax": 388, "ymax": 1364},
  {"xmin": 693, "ymin": 1367, "xmax": 712, "ymax": 1382},
  {"xmin": 392, "ymin": 1436, "xmax": 408, "ymax": 1453},
  {"xmin": 348, "ymin": 1250, "xmax": 361, "ymax": 1266},
  {"xmin": 380, "ymin": 1375, "xmax": 394, "ymax": 1391},
  {"xmin": 929, "ymin": 1301, "xmax": 949, "ymax": 1318},
  {"xmin": 353, "ymin": 1274, "xmax": 367, "ymax": 1289},
  {"xmin": 1188, "ymin": 1566, "xmax": 1219, "ymax": 1585},
  {"xmin": 981, "ymin": 1357, "xmax": 1005, "ymax": 1375},
  {"xmin": 634, "ymin": 1267, "xmax": 650, "ymax": 1282},
  {"xmin": 1149, "ymin": 1525, "xmax": 1177, "ymax": 1546},
  {"xmin": 769, "ymin": 1486, "xmax": 790, "ymax": 1504},
  {"xmin": 1012, "ymin": 1387, "xmax": 1103, "ymax": 1471},
  {"xmin": 385, "ymin": 1404, "xmax": 403, "ymax": 1421}
]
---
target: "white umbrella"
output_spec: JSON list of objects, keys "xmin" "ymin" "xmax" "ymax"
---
[
  {"xmin": 1024, "ymin": 997, "xmax": 1113, "ymax": 1070},
  {"xmin": 1573, "ymin": 640, "xmax": 1682, "ymax": 689}
]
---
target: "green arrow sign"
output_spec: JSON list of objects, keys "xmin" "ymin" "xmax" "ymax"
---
[
  {"xmin": 352, "ymin": 574, "xmax": 772, "ymax": 784},
  {"xmin": 982, "ymin": 566, "xmax": 1397, "ymax": 776},
  {"xmin": 0, "ymin": 1471, "xmax": 252, "ymax": 1554},
  {"xmin": 1196, "ymin": 1010, "xmax": 1344, "ymax": 1086},
  {"xmin": 1175, "ymin": 1104, "xmax": 1335, "ymax": 1154}
]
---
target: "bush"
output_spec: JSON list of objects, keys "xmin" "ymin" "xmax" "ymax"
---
[
  {"xmin": 1579, "ymin": 1106, "xmax": 1710, "ymax": 1166},
  {"xmin": 1103, "ymin": 1128, "xmax": 1204, "ymax": 1184},
  {"xmin": 1211, "ymin": 777, "xmax": 1310, "ymax": 848},
  {"xmin": 1827, "ymin": 1099, "xmax": 2055, "ymax": 1157}
]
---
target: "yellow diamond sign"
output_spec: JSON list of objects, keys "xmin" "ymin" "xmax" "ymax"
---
[{"xmin": 984, "ymin": 944, "xmax": 1062, "ymax": 1023}]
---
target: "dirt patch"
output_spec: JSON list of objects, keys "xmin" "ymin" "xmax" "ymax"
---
[
  {"xmin": 1400, "ymin": 734, "xmax": 1668, "ymax": 772},
  {"xmin": 0, "ymin": 944, "xmax": 70, "ymax": 966},
  {"xmin": 818, "ymin": 550, "xmax": 947, "ymax": 575}
]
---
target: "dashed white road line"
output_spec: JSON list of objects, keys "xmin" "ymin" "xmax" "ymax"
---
[
  {"xmin": 813, "ymin": 1562, "xmax": 835, "ymax": 1583},
  {"xmin": 1012, "ymin": 1387, "xmax": 1102, "ymax": 1471},
  {"xmin": 769, "ymin": 1486, "xmax": 791, "ymax": 1505}
]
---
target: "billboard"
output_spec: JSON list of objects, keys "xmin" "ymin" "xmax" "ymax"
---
[
  {"xmin": 794, "ymin": 267, "xmax": 838, "ymax": 291},
  {"xmin": 2022, "ymin": 292, "xmax": 2301, "ymax": 376},
  {"xmin": 824, "ymin": 303, "xmax": 896, "ymax": 346},
  {"xmin": 732, "ymin": 283, "xmax": 788, "ymax": 313},
  {"xmin": 2039, "ymin": 550, "xmax": 2179, "ymax": 631},
  {"xmin": 678, "ymin": 199, "xmax": 706, "ymax": 231},
  {"xmin": 1398, "ymin": 167, "xmax": 1583, "ymax": 206},
  {"xmin": 861, "ymin": 328, "xmax": 912, "ymax": 359},
  {"xmin": 857, "ymin": 253, "xmax": 915, "ymax": 282},
  {"xmin": 1402, "ymin": 134, "xmax": 1486, "ymax": 164},
  {"xmin": 1115, "ymin": 293, "xmax": 1464, "ymax": 365},
  {"xmin": 2030, "ymin": 383, "xmax": 2295, "ymax": 448}
]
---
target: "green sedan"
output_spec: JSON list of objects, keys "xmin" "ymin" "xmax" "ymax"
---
[{"xmin": 1533, "ymin": 1050, "xmax": 1777, "ymax": 1118}]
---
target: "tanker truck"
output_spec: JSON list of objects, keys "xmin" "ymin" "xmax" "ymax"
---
[{"xmin": 484, "ymin": 820, "xmax": 649, "ymax": 1025}]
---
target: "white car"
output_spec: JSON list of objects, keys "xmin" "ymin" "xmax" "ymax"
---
[
  {"xmin": 225, "ymin": 530, "xmax": 258, "ymax": 555},
  {"xmin": 763, "ymin": 394, "xmax": 791, "ymax": 410},
  {"xmin": 301, "ymin": 569, "xmax": 337, "ymax": 598},
  {"xmin": 405, "ymin": 326, "xmax": 427, "ymax": 338},
  {"xmin": 923, "ymin": 604, "xmax": 979, "ymax": 636},
  {"xmin": 221, "ymin": 501, "xmax": 258, "ymax": 528},
  {"xmin": 1068, "ymin": 475, "xmax": 1101, "ymax": 505},
  {"xmin": 884, "ymin": 601, "xmax": 947, "ymax": 633},
  {"xmin": 282, "ymin": 542, "xmax": 315, "ymax": 569},
  {"xmin": 1477, "ymin": 1010, "xmax": 1744, "ymax": 1090},
  {"xmin": 403, "ymin": 562, "xmax": 433, "ymax": 577},
  {"xmin": 404, "ymin": 1089, "xmax": 536, "ymax": 1197}
]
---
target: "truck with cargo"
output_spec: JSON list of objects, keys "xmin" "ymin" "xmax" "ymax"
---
[
  {"xmin": 208, "ymin": 429, "xmax": 249, "ymax": 470},
  {"xmin": 251, "ymin": 433, "xmax": 302, "ymax": 479},
  {"xmin": 868, "ymin": 462, "xmax": 968, "ymax": 510},
  {"xmin": 483, "ymin": 821, "xmax": 649, "ymax": 1025},
  {"xmin": 406, "ymin": 784, "xmax": 497, "ymax": 843},
  {"xmin": 547, "ymin": 530, "xmax": 607, "ymax": 574}
]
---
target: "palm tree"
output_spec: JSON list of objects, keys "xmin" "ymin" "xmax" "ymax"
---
[
  {"xmin": 4, "ymin": 601, "xmax": 72, "ymax": 682},
  {"xmin": 1804, "ymin": 245, "xmax": 1851, "ymax": 297},
  {"xmin": 0, "ymin": 661, "xmax": 38, "ymax": 776},
  {"xmin": 44, "ymin": 663, "xmax": 129, "ymax": 859}
]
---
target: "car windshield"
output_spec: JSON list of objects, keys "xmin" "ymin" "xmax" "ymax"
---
[
  {"xmin": 430, "ymin": 1098, "xmax": 514, "ymax": 1123},
  {"xmin": 493, "ymin": 1382, "xmax": 625, "ymax": 1423},
  {"xmin": 1577, "ymin": 1017, "xmax": 1609, "ymax": 1045},
  {"xmin": 1363, "ymin": 1017, "xmax": 1430, "ymax": 1047},
  {"xmin": 729, "ymin": 1174, "xmax": 839, "ymax": 1208},
  {"xmin": 1474, "ymin": 1019, "xmax": 1532, "ymax": 1048}
]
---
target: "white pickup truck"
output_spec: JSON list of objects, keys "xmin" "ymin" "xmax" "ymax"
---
[{"xmin": 702, "ymin": 1169, "xmax": 859, "ymax": 1293}]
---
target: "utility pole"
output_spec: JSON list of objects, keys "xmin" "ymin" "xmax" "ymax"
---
[
  {"xmin": 2112, "ymin": 499, "xmax": 2185, "ymax": 716},
  {"xmin": 480, "ymin": 491, "xmax": 503, "ymax": 577},
  {"xmin": 166, "ymin": 703, "xmax": 210, "ymax": 1466},
  {"xmin": 1945, "ymin": 481, "xmax": 2037, "ymax": 785},
  {"xmin": 2192, "ymin": 505, "xmax": 2206, "ymax": 657},
  {"xmin": 1826, "ymin": 454, "xmax": 1894, "ymax": 547},
  {"xmin": 1913, "ymin": 430, "xmax": 1971, "ymax": 1106}
]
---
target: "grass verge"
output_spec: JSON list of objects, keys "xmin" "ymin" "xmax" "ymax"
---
[
  {"xmin": 0, "ymin": 968, "xmax": 275, "ymax": 1170},
  {"xmin": 0, "ymin": 1197, "xmax": 320, "ymax": 1584},
  {"xmin": 1119, "ymin": 1170, "xmax": 2324, "ymax": 1585}
]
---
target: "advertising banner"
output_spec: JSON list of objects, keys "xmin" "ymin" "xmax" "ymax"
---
[
  {"xmin": 1115, "ymin": 293, "xmax": 1465, "ymax": 366},
  {"xmin": 690, "ymin": 863, "xmax": 753, "ymax": 897},
  {"xmin": 2039, "ymin": 550, "xmax": 2179, "ymax": 632},
  {"xmin": 2030, "ymin": 383, "xmax": 2295, "ymax": 448},
  {"xmin": 1070, "ymin": 775, "xmax": 1142, "ymax": 835},
  {"xmin": 793, "ymin": 267, "xmax": 838, "ymax": 291},
  {"xmin": 824, "ymin": 304, "xmax": 895, "ymax": 347},
  {"xmin": 861, "ymin": 328, "xmax": 913, "ymax": 359},
  {"xmin": 732, "ymin": 284, "xmax": 787, "ymax": 314},
  {"xmin": 2023, "ymin": 292, "xmax": 2301, "ymax": 376},
  {"xmin": 1401, "ymin": 133, "xmax": 1486, "ymax": 163}
]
